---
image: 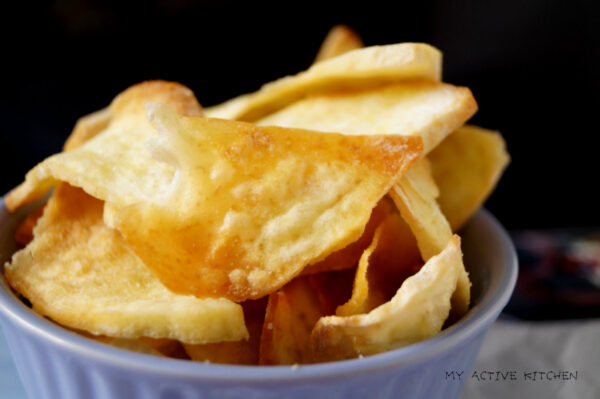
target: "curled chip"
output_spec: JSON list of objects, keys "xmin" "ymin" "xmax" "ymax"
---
[
  {"xmin": 429, "ymin": 125, "xmax": 510, "ymax": 231},
  {"xmin": 336, "ymin": 205, "xmax": 421, "ymax": 317},
  {"xmin": 108, "ymin": 103, "xmax": 422, "ymax": 301},
  {"xmin": 3, "ymin": 29, "xmax": 509, "ymax": 365},
  {"xmin": 259, "ymin": 277, "xmax": 325, "ymax": 365},
  {"xmin": 302, "ymin": 198, "xmax": 394, "ymax": 275},
  {"xmin": 390, "ymin": 159, "xmax": 471, "ymax": 318},
  {"xmin": 5, "ymin": 80, "xmax": 203, "ymax": 213},
  {"xmin": 205, "ymin": 43, "xmax": 442, "ymax": 121},
  {"xmin": 390, "ymin": 158, "xmax": 452, "ymax": 261},
  {"xmin": 310, "ymin": 236, "xmax": 464, "ymax": 362},
  {"xmin": 5, "ymin": 184, "xmax": 248, "ymax": 344}
]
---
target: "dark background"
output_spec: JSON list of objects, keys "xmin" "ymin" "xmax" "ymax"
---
[{"xmin": 2, "ymin": 0, "xmax": 598, "ymax": 230}]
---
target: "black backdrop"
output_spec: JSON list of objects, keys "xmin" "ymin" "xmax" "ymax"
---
[{"xmin": 2, "ymin": 0, "xmax": 598, "ymax": 229}]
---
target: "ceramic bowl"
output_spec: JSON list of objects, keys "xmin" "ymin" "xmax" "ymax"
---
[{"xmin": 0, "ymin": 198, "xmax": 517, "ymax": 399}]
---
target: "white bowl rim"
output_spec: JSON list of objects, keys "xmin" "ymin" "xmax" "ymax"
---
[{"xmin": 0, "ymin": 199, "xmax": 517, "ymax": 384}]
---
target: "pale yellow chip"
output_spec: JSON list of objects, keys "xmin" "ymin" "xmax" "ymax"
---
[
  {"xmin": 389, "ymin": 158, "xmax": 471, "ymax": 318},
  {"xmin": 429, "ymin": 125, "xmax": 510, "ymax": 231},
  {"xmin": 184, "ymin": 306, "xmax": 265, "ymax": 365},
  {"xmin": 252, "ymin": 77, "xmax": 474, "ymax": 313},
  {"xmin": 4, "ymin": 184, "xmax": 247, "ymax": 344},
  {"xmin": 390, "ymin": 158, "xmax": 452, "ymax": 260},
  {"xmin": 205, "ymin": 43, "xmax": 442, "ymax": 121},
  {"xmin": 310, "ymin": 235, "xmax": 463, "ymax": 362},
  {"xmin": 108, "ymin": 103, "xmax": 422, "ymax": 301},
  {"xmin": 314, "ymin": 25, "xmax": 364, "ymax": 63},
  {"xmin": 258, "ymin": 81, "xmax": 477, "ymax": 154},
  {"xmin": 5, "ymin": 80, "xmax": 203, "ymax": 213}
]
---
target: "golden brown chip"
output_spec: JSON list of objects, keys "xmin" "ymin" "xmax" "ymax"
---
[
  {"xmin": 310, "ymin": 236, "xmax": 464, "ymax": 362},
  {"xmin": 107, "ymin": 339, "xmax": 165, "ymax": 357},
  {"xmin": 429, "ymin": 125, "xmax": 510, "ymax": 231},
  {"xmin": 390, "ymin": 158, "xmax": 452, "ymax": 260},
  {"xmin": 301, "ymin": 197, "xmax": 394, "ymax": 275},
  {"xmin": 138, "ymin": 337, "xmax": 188, "ymax": 359},
  {"xmin": 259, "ymin": 277, "xmax": 324, "ymax": 365},
  {"xmin": 205, "ymin": 43, "xmax": 442, "ymax": 121},
  {"xmin": 184, "ymin": 306, "xmax": 265, "ymax": 365},
  {"xmin": 258, "ymin": 81, "xmax": 477, "ymax": 154},
  {"xmin": 5, "ymin": 80, "xmax": 203, "ymax": 213},
  {"xmin": 389, "ymin": 158, "xmax": 471, "ymax": 318},
  {"xmin": 14, "ymin": 203, "xmax": 45, "ymax": 246},
  {"xmin": 336, "ymin": 208, "xmax": 421, "ymax": 316},
  {"xmin": 108, "ymin": 103, "xmax": 422, "ymax": 301},
  {"xmin": 4, "ymin": 183, "xmax": 247, "ymax": 344},
  {"xmin": 63, "ymin": 107, "xmax": 112, "ymax": 152},
  {"xmin": 314, "ymin": 25, "xmax": 364, "ymax": 63}
]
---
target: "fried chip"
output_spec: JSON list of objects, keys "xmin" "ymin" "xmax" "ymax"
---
[
  {"xmin": 390, "ymin": 158, "xmax": 452, "ymax": 260},
  {"xmin": 335, "ymin": 225, "xmax": 381, "ymax": 316},
  {"xmin": 259, "ymin": 277, "xmax": 324, "ymax": 365},
  {"xmin": 63, "ymin": 107, "xmax": 112, "ymax": 152},
  {"xmin": 310, "ymin": 235, "xmax": 464, "ymax": 362},
  {"xmin": 138, "ymin": 337, "xmax": 188, "ymax": 358},
  {"xmin": 258, "ymin": 81, "xmax": 477, "ymax": 154},
  {"xmin": 108, "ymin": 103, "xmax": 422, "ymax": 301},
  {"xmin": 5, "ymin": 80, "xmax": 203, "ymax": 213},
  {"xmin": 107, "ymin": 339, "xmax": 165, "ymax": 357},
  {"xmin": 205, "ymin": 43, "xmax": 442, "ymax": 121},
  {"xmin": 389, "ymin": 159, "xmax": 471, "ymax": 318},
  {"xmin": 336, "ymin": 208, "xmax": 421, "ymax": 317},
  {"xmin": 184, "ymin": 306, "xmax": 265, "ymax": 365},
  {"xmin": 301, "ymin": 197, "xmax": 394, "ymax": 275},
  {"xmin": 429, "ymin": 125, "xmax": 510, "ymax": 231},
  {"xmin": 4, "ymin": 183, "xmax": 248, "ymax": 344},
  {"xmin": 314, "ymin": 25, "xmax": 364, "ymax": 63},
  {"xmin": 14, "ymin": 203, "xmax": 45, "ymax": 247}
]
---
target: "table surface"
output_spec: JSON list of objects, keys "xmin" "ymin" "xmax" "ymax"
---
[{"xmin": 2, "ymin": 319, "xmax": 599, "ymax": 399}]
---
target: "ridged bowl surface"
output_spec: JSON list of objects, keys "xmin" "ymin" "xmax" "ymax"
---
[{"xmin": 0, "ymin": 198, "xmax": 517, "ymax": 399}]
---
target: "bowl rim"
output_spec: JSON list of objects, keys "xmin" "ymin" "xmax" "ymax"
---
[{"xmin": 0, "ymin": 200, "xmax": 517, "ymax": 383}]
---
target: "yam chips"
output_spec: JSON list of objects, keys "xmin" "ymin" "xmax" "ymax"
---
[{"xmin": 3, "ymin": 27, "xmax": 509, "ymax": 365}]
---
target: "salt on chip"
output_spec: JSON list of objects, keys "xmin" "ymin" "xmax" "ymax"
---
[
  {"xmin": 336, "ymin": 208, "xmax": 421, "ymax": 317},
  {"xmin": 205, "ymin": 43, "xmax": 442, "ymax": 121},
  {"xmin": 314, "ymin": 25, "xmax": 364, "ymax": 63},
  {"xmin": 310, "ymin": 235, "xmax": 464, "ymax": 362},
  {"xmin": 4, "ymin": 183, "xmax": 248, "ymax": 344},
  {"xmin": 108, "ymin": 103, "xmax": 422, "ymax": 301},
  {"xmin": 258, "ymin": 81, "xmax": 477, "ymax": 154},
  {"xmin": 5, "ymin": 80, "xmax": 203, "ymax": 213},
  {"xmin": 429, "ymin": 125, "xmax": 510, "ymax": 231}
]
